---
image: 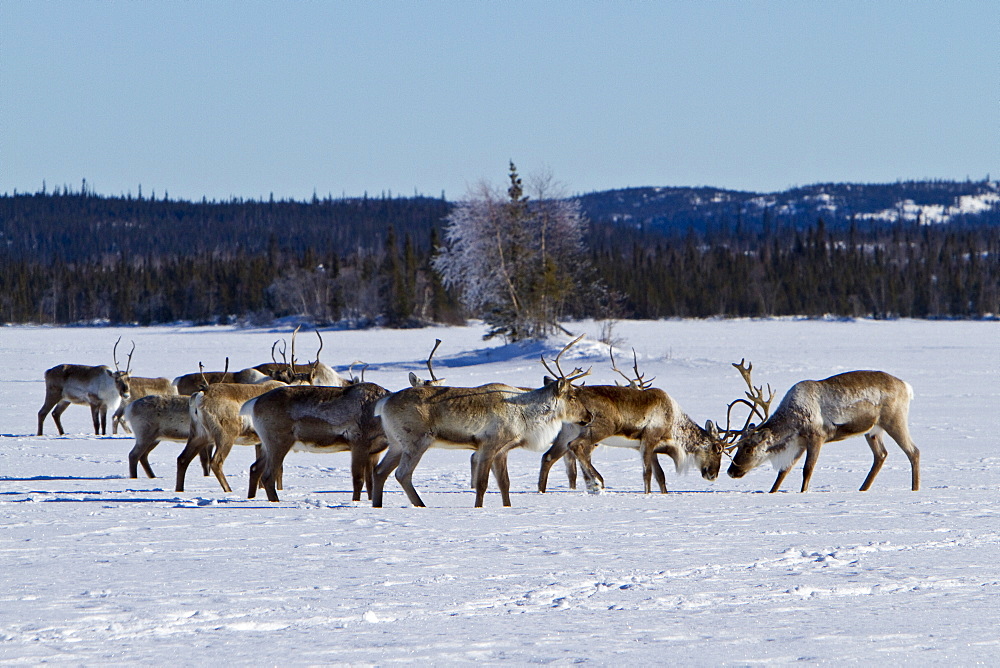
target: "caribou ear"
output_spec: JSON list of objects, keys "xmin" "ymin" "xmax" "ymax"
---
[
  {"xmin": 408, "ymin": 372, "xmax": 420, "ymax": 387},
  {"xmin": 705, "ymin": 419, "xmax": 719, "ymax": 438},
  {"xmin": 543, "ymin": 375, "xmax": 556, "ymax": 385}
]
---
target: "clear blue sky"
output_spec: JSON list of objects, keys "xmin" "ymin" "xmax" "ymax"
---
[{"xmin": 3, "ymin": 1, "xmax": 997, "ymax": 202}]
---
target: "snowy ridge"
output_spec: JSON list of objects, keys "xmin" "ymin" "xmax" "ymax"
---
[
  {"xmin": 581, "ymin": 180, "xmax": 1000, "ymax": 230},
  {"xmin": 857, "ymin": 189, "xmax": 1000, "ymax": 224}
]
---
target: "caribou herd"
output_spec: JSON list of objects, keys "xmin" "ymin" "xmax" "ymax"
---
[{"xmin": 34, "ymin": 329, "xmax": 922, "ymax": 507}]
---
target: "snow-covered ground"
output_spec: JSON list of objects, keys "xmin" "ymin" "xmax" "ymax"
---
[{"xmin": 1, "ymin": 319, "xmax": 997, "ymax": 664}]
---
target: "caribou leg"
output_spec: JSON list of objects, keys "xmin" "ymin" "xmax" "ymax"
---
[
  {"xmin": 129, "ymin": 438, "xmax": 159, "ymax": 478},
  {"xmin": 363, "ymin": 451, "xmax": 380, "ymax": 501},
  {"xmin": 471, "ymin": 448, "xmax": 494, "ymax": 508},
  {"xmin": 860, "ymin": 432, "xmax": 888, "ymax": 492},
  {"xmin": 394, "ymin": 446, "xmax": 429, "ymax": 508},
  {"xmin": 37, "ymin": 388, "xmax": 65, "ymax": 436},
  {"xmin": 248, "ymin": 456, "xmax": 264, "ymax": 499},
  {"xmin": 568, "ymin": 439, "xmax": 605, "ymax": 494},
  {"xmin": 206, "ymin": 437, "xmax": 240, "ymax": 493},
  {"xmin": 349, "ymin": 444, "xmax": 370, "ymax": 502},
  {"xmin": 882, "ymin": 416, "xmax": 921, "ymax": 491},
  {"xmin": 175, "ymin": 435, "xmax": 211, "ymax": 492},
  {"xmin": 372, "ymin": 446, "xmax": 403, "ymax": 508},
  {"xmin": 491, "ymin": 449, "xmax": 512, "ymax": 507},
  {"xmin": 538, "ymin": 440, "xmax": 568, "ymax": 493},
  {"xmin": 564, "ymin": 449, "xmax": 579, "ymax": 490},
  {"xmin": 768, "ymin": 447, "xmax": 805, "ymax": 493},
  {"xmin": 51, "ymin": 400, "xmax": 71, "ymax": 436}
]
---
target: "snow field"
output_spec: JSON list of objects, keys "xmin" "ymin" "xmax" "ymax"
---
[{"xmin": 1, "ymin": 319, "xmax": 997, "ymax": 664}]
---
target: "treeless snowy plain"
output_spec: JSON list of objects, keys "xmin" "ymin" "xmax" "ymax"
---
[{"xmin": 1, "ymin": 319, "xmax": 997, "ymax": 664}]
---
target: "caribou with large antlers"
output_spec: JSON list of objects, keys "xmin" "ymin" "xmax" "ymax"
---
[
  {"xmin": 37, "ymin": 337, "xmax": 133, "ymax": 436},
  {"xmin": 253, "ymin": 327, "xmax": 349, "ymax": 387},
  {"xmin": 538, "ymin": 347, "xmax": 724, "ymax": 494},
  {"xmin": 726, "ymin": 369, "xmax": 920, "ymax": 492},
  {"xmin": 372, "ymin": 337, "xmax": 593, "ymax": 508}
]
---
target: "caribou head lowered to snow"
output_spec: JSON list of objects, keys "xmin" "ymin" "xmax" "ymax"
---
[
  {"xmin": 538, "ymin": 347, "xmax": 724, "ymax": 494},
  {"xmin": 727, "ymin": 369, "xmax": 920, "ymax": 493}
]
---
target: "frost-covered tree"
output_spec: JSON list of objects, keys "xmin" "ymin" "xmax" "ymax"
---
[{"xmin": 433, "ymin": 163, "xmax": 590, "ymax": 341}]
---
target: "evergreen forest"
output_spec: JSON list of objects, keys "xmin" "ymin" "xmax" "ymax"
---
[{"xmin": 1, "ymin": 181, "xmax": 997, "ymax": 327}]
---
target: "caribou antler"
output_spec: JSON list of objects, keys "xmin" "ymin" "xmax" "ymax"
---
[
  {"xmin": 113, "ymin": 336, "xmax": 123, "ymax": 372},
  {"xmin": 304, "ymin": 329, "xmax": 323, "ymax": 382},
  {"xmin": 722, "ymin": 358, "xmax": 774, "ymax": 448},
  {"xmin": 289, "ymin": 325, "xmax": 302, "ymax": 371},
  {"xmin": 347, "ymin": 360, "xmax": 368, "ymax": 384},
  {"xmin": 630, "ymin": 349, "xmax": 653, "ymax": 389},
  {"xmin": 271, "ymin": 339, "xmax": 285, "ymax": 366},
  {"xmin": 197, "ymin": 362, "xmax": 209, "ymax": 393},
  {"xmin": 540, "ymin": 335, "xmax": 591, "ymax": 383},
  {"xmin": 283, "ymin": 326, "xmax": 325, "ymax": 384},
  {"xmin": 426, "ymin": 339, "xmax": 444, "ymax": 384},
  {"xmin": 609, "ymin": 346, "xmax": 635, "ymax": 388},
  {"xmin": 195, "ymin": 358, "xmax": 229, "ymax": 393},
  {"xmin": 112, "ymin": 337, "xmax": 135, "ymax": 375},
  {"xmin": 610, "ymin": 346, "xmax": 655, "ymax": 390}
]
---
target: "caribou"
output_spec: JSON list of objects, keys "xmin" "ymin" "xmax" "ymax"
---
[
  {"xmin": 112, "ymin": 375, "xmax": 178, "ymax": 435},
  {"xmin": 372, "ymin": 337, "xmax": 592, "ymax": 508},
  {"xmin": 124, "ymin": 394, "xmax": 209, "ymax": 479},
  {"xmin": 37, "ymin": 337, "xmax": 132, "ymax": 436},
  {"xmin": 538, "ymin": 386, "xmax": 725, "ymax": 494},
  {"xmin": 174, "ymin": 380, "xmax": 286, "ymax": 493},
  {"xmin": 409, "ymin": 339, "xmax": 555, "ymax": 491},
  {"xmin": 173, "ymin": 358, "xmax": 236, "ymax": 396},
  {"xmin": 252, "ymin": 327, "xmax": 349, "ymax": 387},
  {"xmin": 244, "ymin": 382, "xmax": 391, "ymax": 502},
  {"xmin": 726, "ymin": 369, "xmax": 920, "ymax": 492},
  {"xmin": 537, "ymin": 349, "xmax": 724, "ymax": 494}
]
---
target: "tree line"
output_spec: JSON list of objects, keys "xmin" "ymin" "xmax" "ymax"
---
[
  {"xmin": 593, "ymin": 218, "xmax": 1000, "ymax": 319},
  {"xmin": 0, "ymin": 185, "xmax": 996, "ymax": 327}
]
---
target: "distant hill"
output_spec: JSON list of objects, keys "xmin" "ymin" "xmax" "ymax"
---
[{"xmin": 576, "ymin": 179, "xmax": 1000, "ymax": 233}]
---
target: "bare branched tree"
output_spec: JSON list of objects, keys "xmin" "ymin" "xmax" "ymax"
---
[{"xmin": 267, "ymin": 265, "xmax": 338, "ymax": 324}]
